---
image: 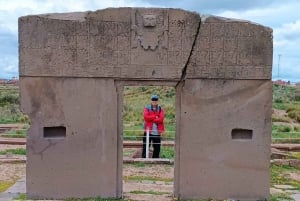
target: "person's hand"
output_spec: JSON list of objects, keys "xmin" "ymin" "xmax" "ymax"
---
[{"xmin": 153, "ymin": 116, "xmax": 159, "ymax": 123}]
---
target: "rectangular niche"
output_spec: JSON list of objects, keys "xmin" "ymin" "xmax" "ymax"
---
[
  {"xmin": 43, "ymin": 126, "xmax": 66, "ymax": 138},
  {"xmin": 231, "ymin": 128, "xmax": 253, "ymax": 140}
]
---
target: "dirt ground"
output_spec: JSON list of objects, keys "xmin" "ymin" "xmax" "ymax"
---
[
  {"xmin": 0, "ymin": 145, "xmax": 26, "ymax": 183},
  {"xmin": 273, "ymin": 109, "xmax": 300, "ymax": 127}
]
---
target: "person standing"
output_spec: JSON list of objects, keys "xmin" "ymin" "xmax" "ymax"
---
[{"xmin": 142, "ymin": 94, "xmax": 165, "ymax": 158}]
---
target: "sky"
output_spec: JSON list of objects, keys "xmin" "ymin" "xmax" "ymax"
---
[{"xmin": 0, "ymin": 0, "xmax": 299, "ymax": 82}]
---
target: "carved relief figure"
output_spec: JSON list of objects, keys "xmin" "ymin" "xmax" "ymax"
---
[{"xmin": 131, "ymin": 10, "xmax": 168, "ymax": 51}]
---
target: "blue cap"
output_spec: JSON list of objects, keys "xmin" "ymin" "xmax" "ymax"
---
[{"xmin": 151, "ymin": 94, "xmax": 159, "ymax": 101}]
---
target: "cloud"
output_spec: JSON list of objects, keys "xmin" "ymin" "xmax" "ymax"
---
[
  {"xmin": 0, "ymin": 55, "xmax": 18, "ymax": 79},
  {"xmin": 275, "ymin": 19, "xmax": 300, "ymax": 41},
  {"xmin": 0, "ymin": 33, "xmax": 17, "ymax": 55},
  {"xmin": 0, "ymin": 0, "xmax": 299, "ymax": 81}
]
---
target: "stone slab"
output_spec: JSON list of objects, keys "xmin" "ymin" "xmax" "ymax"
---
[{"xmin": 175, "ymin": 79, "xmax": 272, "ymax": 200}]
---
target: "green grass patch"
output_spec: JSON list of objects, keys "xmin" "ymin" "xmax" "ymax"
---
[
  {"xmin": 287, "ymin": 108, "xmax": 300, "ymax": 122},
  {"xmin": 271, "ymin": 124, "xmax": 300, "ymax": 142},
  {"xmin": 272, "ymin": 138, "xmax": 300, "ymax": 143},
  {"xmin": 0, "ymin": 148, "xmax": 26, "ymax": 155},
  {"xmin": 295, "ymin": 126, "xmax": 300, "ymax": 132},
  {"xmin": 124, "ymin": 175, "xmax": 173, "ymax": 182},
  {"xmin": 271, "ymin": 164, "xmax": 300, "ymax": 190},
  {"xmin": 129, "ymin": 190, "xmax": 169, "ymax": 195},
  {"xmin": 160, "ymin": 146, "xmax": 174, "ymax": 159},
  {"xmin": 272, "ymin": 116, "xmax": 291, "ymax": 123},
  {"xmin": 269, "ymin": 193, "xmax": 295, "ymax": 201},
  {"xmin": 1, "ymin": 128, "xmax": 27, "ymax": 138},
  {"xmin": 123, "ymin": 149, "xmax": 136, "ymax": 157},
  {"xmin": 13, "ymin": 193, "xmax": 26, "ymax": 200},
  {"xmin": 272, "ymin": 132, "xmax": 300, "ymax": 140},
  {"xmin": 132, "ymin": 162, "xmax": 146, "ymax": 168},
  {"xmin": 290, "ymin": 152, "xmax": 300, "ymax": 159},
  {"xmin": 0, "ymin": 181, "xmax": 14, "ymax": 193}
]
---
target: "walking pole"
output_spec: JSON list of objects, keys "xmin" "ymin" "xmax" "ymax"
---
[{"xmin": 146, "ymin": 128, "xmax": 150, "ymax": 159}]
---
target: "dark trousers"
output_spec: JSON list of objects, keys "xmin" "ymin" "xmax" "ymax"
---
[{"xmin": 142, "ymin": 132, "xmax": 161, "ymax": 158}]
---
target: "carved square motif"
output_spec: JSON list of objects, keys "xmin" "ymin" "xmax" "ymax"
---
[
  {"xmin": 224, "ymin": 52, "xmax": 237, "ymax": 65},
  {"xmin": 143, "ymin": 15, "xmax": 157, "ymax": 27},
  {"xmin": 196, "ymin": 37, "xmax": 209, "ymax": 51},
  {"xmin": 238, "ymin": 38, "xmax": 253, "ymax": 52},
  {"xmin": 89, "ymin": 21, "xmax": 104, "ymax": 36},
  {"xmin": 117, "ymin": 22, "xmax": 130, "ymax": 37},
  {"xmin": 75, "ymin": 21, "xmax": 89, "ymax": 35},
  {"xmin": 238, "ymin": 50, "xmax": 252, "ymax": 65},
  {"xmin": 76, "ymin": 35, "xmax": 89, "ymax": 49},
  {"xmin": 117, "ymin": 36, "xmax": 130, "ymax": 51},
  {"xmin": 76, "ymin": 49, "xmax": 88, "ymax": 66},
  {"xmin": 210, "ymin": 51, "xmax": 223, "ymax": 65},
  {"xmin": 197, "ymin": 51, "xmax": 210, "ymax": 65},
  {"xmin": 199, "ymin": 23, "xmax": 210, "ymax": 37},
  {"xmin": 168, "ymin": 51, "xmax": 182, "ymax": 66},
  {"xmin": 224, "ymin": 38, "xmax": 237, "ymax": 51},
  {"xmin": 224, "ymin": 23, "xmax": 239, "ymax": 37},
  {"xmin": 211, "ymin": 23, "xmax": 224, "ymax": 37},
  {"xmin": 210, "ymin": 37, "xmax": 223, "ymax": 50},
  {"xmin": 168, "ymin": 37, "xmax": 181, "ymax": 51},
  {"xmin": 103, "ymin": 22, "xmax": 117, "ymax": 36},
  {"xmin": 225, "ymin": 66, "xmax": 237, "ymax": 79},
  {"xmin": 118, "ymin": 51, "xmax": 130, "ymax": 65},
  {"xmin": 239, "ymin": 23, "xmax": 254, "ymax": 37},
  {"xmin": 90, "ymin": 36, "xmax": 117, "ymax": 51}
]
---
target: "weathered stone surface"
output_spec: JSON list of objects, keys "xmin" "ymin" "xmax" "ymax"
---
[
  {"xmin": 19, "ymin": 8, "xmax": 272, "ymax": 80},
  {"xmin": 20, "ymin": 77, "xmax": 118, "ymax": 199},
  {"xmin": 19, "ymin": 7, "xmax": 273, "ymax": 200},
  {"xmin": 186, "ymin": 16, "xmax": 272, "ymax": 79},
  {"xmin": 175, "ymin": 79, "xmax": 272, "ymax": 200},
  {"xmin": 19, "ymin": 8, "xmax": 200, "ymax": 80}
]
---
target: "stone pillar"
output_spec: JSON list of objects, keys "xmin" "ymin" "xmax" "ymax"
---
[
  {"xmin": 20, "ymin": 78, "xmax": 118, "ymax": 199},
  {"xmin": 175, "ymin": 79, "xmax": 272, "ymax": 200}
]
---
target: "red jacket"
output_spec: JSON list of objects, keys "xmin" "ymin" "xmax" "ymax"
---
[{"xmin": 143, "ymin": 105, "xmax": 165, "ymax": 134}]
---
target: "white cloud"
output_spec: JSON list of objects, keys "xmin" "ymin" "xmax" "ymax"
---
[
  {"xmin": 0, "ymin": 0, "xmax": 300, "ymax": 81},
  {"xmin": 275, "ymin": 19, "xmax": 300, "ymax": 40},
  {"xmin": 0, "ymin": 55, "xmax": 18, "ymax": 79}
]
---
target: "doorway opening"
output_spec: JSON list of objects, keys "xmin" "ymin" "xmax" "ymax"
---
[{"xmin": 121, "ymin": 85, "xmax": 176, "ymax": 200}]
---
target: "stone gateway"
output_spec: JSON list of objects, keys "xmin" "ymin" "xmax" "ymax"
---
[{"xmin": 19, "ymin": 7, "xmax": 273, "ymax": 200}]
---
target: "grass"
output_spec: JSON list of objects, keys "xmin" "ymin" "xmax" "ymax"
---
[
  {"xmin": 0, "ymin": 181, "xmax": 14, "ymax": 193},
  {"xmin": 13, "ymin": 193, "xmax": 26, "ymax": 200},
  {"xmin": 272, "ymin": 124, "xmax": 300, "ymax": 143},
  {"xmin": 272, "ymin": 116, "xmax": 291, "ymax": 123},
  {"xmin": 287, "ymin": 107, "xmax": 300, "ymax": 122},
  {"xmin": 123, "ymin": 149, "xmax": 136, "ymax": 157},
  {"xmin": 160, "ymin": 146, "xmax": 174, "ymax": 159},
  {"xmin": 0, "ymin": 148, "xmax": 26, "ymax": 155},
  {"xmin": 271, "ymin": 164, "xmax": 300, "ymax": 190},
  {"xmin": 132, "ymin": 162, "xmax": 146, "ymax": 167},
  {"xmin": 1, "ymin": 129, "xmax": 27, "ymax": 138},
  {"xmin": 269, "ymin": 194, "xmax": 295, "ymax": 201},
  {"xmin": 0, "ymin": 84, "xmax": 29, "ymax": 124}
]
